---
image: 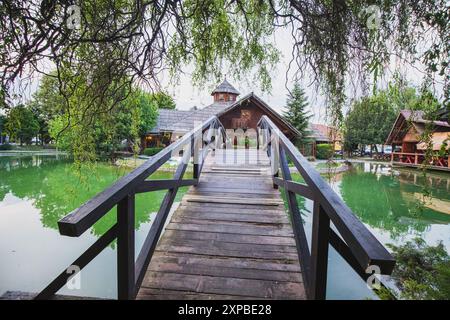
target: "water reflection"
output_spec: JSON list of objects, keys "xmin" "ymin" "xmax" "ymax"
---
[
  {"xmin": 2, "ymin": 156, "xmax": 449, "ymax": 299},
  {"xmin": 0, "ymin": 155, "xmax": 187, "ymax": 298},
  {"xmin": 0, "ymin": 155, "xmax": 185, "ymax": 237},
  {"xmin": 289, "ymin": 161, "xmax": 450, "ymax": 299},
  {"xmin": 335, "ymin": 163, "xmax": 450, "ymax": 240}
]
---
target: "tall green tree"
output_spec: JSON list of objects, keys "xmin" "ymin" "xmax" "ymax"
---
[
  {"xmin": 4, "ymin": 104, "xmax": 40, "ymax": 145},
  {"xmin": 283, "ymin": 84, "xmax": 312, "ymax": 144},
  {"xmin": 344, "ymin": 91, "xmax": 396, "ymax": 155},
  {"xmin": 343, "ymin": 85, "xmax": 442, "ymax": 155},
  {"xmin": 385, "ymin": 77, "xmax": 420, "ymax": 113},
  {"xmin": 151, "ymin": 92, "xmax": 176, "ymax": 110},
  {"xmin": 49, "ymin": 86, "xmax": 158, "ymax": 160},
  {"xmin": 27, "ymin": 73, "xmax": 65, "ymax": 144}
]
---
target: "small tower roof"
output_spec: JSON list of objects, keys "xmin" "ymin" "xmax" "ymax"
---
[{"xmin": 211, "ymin": 78, "xmax": 240, "ymax": 95}]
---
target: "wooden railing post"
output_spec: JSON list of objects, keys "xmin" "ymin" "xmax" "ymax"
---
[
  {"xmin": 273, "ymin": 171, "xmax": 279, "ymax": 189},
  {"xmin": 269, "ymin": 130, "xmax": 280, "ymax": 189},
  {"xmin": 414, "ymin": 153, "xmax": 418, "ymax": 165},
  {"xmin": 192, "ymin": 134, "xmax": 199, "ymax": 181},
  {"xmin": 36, "ymin": 116, "xmax": 227, "ymax": 300},
  {"xmin": 270, "ymin": 146, "xmax": 279, "ymax": 189},
  {"xmin": 278, "ymin": 148, "xmax": 312, "ymax": 295},
  {"xmin": 117, "ymin": 193, "xmax": 135, "ymax": 300},
  {"xmin": 257, "ymin": 116, "xmax": 395, "ymax": 300},
  {"xmin": 256, "ymin": 127, "xmax": 260, "ymax": 150},
  {"xmin": 309, "ymin": 201, "xmax": 330, "ymax": 300}
]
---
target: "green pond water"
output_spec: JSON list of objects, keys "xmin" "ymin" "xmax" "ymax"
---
[
  {"xmin": 0, "ymin": 156, "xmax": 449, "ymax": 299},
  {"xmin": 289, "ymin": 162, "xmax": 450, "ymax": 299},
  {"xmin": 0, "ymin": 155, "xmax": 187, "ymax": 299}
]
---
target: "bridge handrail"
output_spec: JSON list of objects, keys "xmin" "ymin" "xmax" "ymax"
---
[
  {"xmin": 35, "ymin": 116, "xmax": 226, "ymax": 300},
  {"xmin": 257, "ymin": 115, "xmax": 395, "ymax": 299}
]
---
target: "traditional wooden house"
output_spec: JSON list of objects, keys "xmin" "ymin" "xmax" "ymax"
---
[
  {"xmin": 293, "ymin": 123, "xmax": 342, "ymax": 157},
  {"xmin": 385, "ymin": 109, "xmax": 450, "ymax": 171},
  {"xmin": 307, "ymin": 123, "xmax": 342, "ymax": 155},
  {"xmin": 145, "ymin": 79, "xmax": 300, "ymax": 148}
]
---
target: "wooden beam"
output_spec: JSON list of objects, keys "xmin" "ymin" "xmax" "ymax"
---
[
  {"xmin": 309, "ymin": 202, "xmax": 330, "ymax": 300},
  {"xmin": 272, "ymin": 177, "xmax": 313, "ymax": 200},
  {"xmin": 258, "ymin": 116, "xmax": 395, "ymax": 275},
  {"xmin": 134, "ymin": 146, "xmax": 191, "ymax": 297},
  {"xmin": 34, "ymin": 225, "xmax": 118, "ymax": 300},
  {"xmin": 135, "ymin": 179, "xmax": 197, "ymax": 193},
  {"xmin": 278, "ymin": 148, "xmax": 312, "ymax": 296},
  {"xmin": 117, "ymin": 194, "xmax": 135, "ymax": 300},
  {"xmin": 329, "ymin": 229, "xmax": 368, "ymax": 281},
  {"xmin": 58, "ymin": 116, "xmax": 219, "ymax": 237}
]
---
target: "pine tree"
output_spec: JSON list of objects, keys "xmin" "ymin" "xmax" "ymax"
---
[{"xmin": 283, "ymin": 84, "xmax": 312, "ymax": 144}]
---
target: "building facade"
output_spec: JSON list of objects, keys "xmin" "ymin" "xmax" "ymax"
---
[
  {"xmin": 385, "ymin": 110, "xmax": 450, "ymax": 170},
  {"xmin": 145, "ymin": 79, "xmax": 300, "ymax": 148}
]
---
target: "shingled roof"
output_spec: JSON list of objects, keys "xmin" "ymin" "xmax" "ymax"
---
[
  {"xmin": 399, "ymin": 110, "xmax": 450, "ymax": 128},
  {"xmin": 307, "ymin": 123, "xmax": 342, "ymax": 142},
  {"xmin": 148, "ymin": 109, "xmax": 191, "ymax": 133},
  {"xmin": 149, "ymin": 93, "xmax": 300, "ymax": 137},
  {"xmin": 211, "ymin": 79, "xmax": 240, "ymax": 95},
  {"xmin": 169, "ymin": 103, "xmax": 229, "ymax": 133},
  {"xmin": 385, "ymin": 109, "xmax": 450, "ymax": 144}
]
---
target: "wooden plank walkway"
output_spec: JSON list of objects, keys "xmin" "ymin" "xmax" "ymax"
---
[
  {"xmin": 137, "ymin": 149, "xmax": 306, "ymax": 300},
  {"xmin": 0, "ymin": 291, "xmax": 104, "ymax": 300}
]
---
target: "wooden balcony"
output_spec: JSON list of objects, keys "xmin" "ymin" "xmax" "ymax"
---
[{"xmin": 391, "ymin": 152, "xmax": 450, "ymax": 172}]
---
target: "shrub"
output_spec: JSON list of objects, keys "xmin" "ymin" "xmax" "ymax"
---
[
  {"xmin": 143, "ymin": 147, "xmax": 164, "ymax": 156},
  {"xmin": 0, "ymin": 143, "xmax": 13, "ymax": 151},
  {"xmin": 386, "ymin": 238, "xmax": 450, "ymax": 300},
  {"xmin": 316, "ymin": 144, "xmax": 333, "ymax": 159}
]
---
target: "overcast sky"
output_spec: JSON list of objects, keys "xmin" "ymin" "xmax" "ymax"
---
[
  {"xmin": 159, "ymin": 28, "xmax": 329, "ymax": 124},
  {"xmin": 157, "ymin": 27, "xmax": 444, "ymax": 124}
]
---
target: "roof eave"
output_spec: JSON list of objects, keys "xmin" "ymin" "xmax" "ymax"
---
[
  {"xmin": 248, "ymin": 93, "xmax": 301, "ymax": 137},
  {"xmin": 385, "ymin": 112, "xmax": 405, "ymax": 145}
]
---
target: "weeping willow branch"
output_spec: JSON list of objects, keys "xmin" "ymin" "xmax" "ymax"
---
[{"xmin": 0, "ymin": 0, "xmax": 448, "ymax": 157}]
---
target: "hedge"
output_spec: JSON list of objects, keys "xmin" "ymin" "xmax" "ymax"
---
[
  {"xmin": 143, "ymin": 147, "xmax": 164, "ymax": 156},
  {"xmin": 316, "ymin": 144, "xmax": 333, "ymax": 160},
  {"xmin": 0, "ymin": 144, "xmax": 13, "ymax": 151}
]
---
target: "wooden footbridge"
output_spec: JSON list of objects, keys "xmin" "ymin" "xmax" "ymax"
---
[
  {"xmin": 33, "ymin": 116, "xmax": 395, "ymax": 300},
  {"xmin": 137, "ymin": 149, "xmax": 304, "ymax": 300}
]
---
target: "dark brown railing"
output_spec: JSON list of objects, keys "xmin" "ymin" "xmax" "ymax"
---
[
  {"xmin": 35, "ymin": 116, "xmax": 226, "ymax": 300},
  {"xmin": 36, "ymin": 114, "xmax": 395, "ymax": 300},
  {"xmin": 257, "ymin": 116, "xmax": 395, "ymax": 300}
]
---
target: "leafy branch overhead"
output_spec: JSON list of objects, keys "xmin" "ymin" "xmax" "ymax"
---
[{"xmin": 0, "ymin": 0, "xmax": 448, "ymax": 136}]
